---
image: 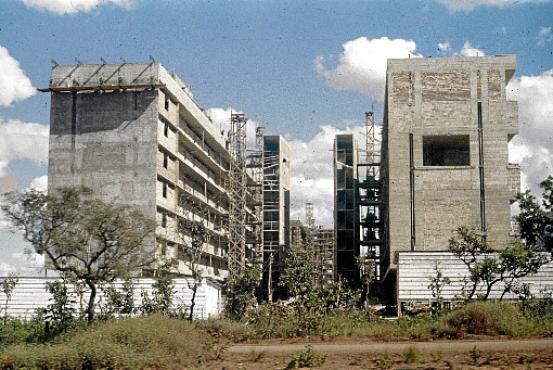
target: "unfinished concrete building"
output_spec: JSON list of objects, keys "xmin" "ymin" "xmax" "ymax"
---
[
  {"xmin": 333, "ymin": 134, "xmax": 358, "ymax": 283},
  {"xmin": 312, "ymin": 227, "xmax": 335, "ymax": 287},
  {"xmin": 262, "ymin": 135, "xmax": 290, "ymax": 298},
  {"xmin": 45, "ymin": 62, "xmax": 259, "ymax": 280},
  {"xmin": 382, "ymin": 55, "xmax": 520, "ymax": 287}
]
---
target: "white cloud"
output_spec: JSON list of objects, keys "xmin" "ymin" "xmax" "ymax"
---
[
  {"xmin": 459, "ymin": 41, "xmax": 485, "ymax": 57},
  {"xmin": 29, "ymin": 176, "xmax": 48, "ymax": 192},
  {"xmin": 0, "ymin": 252, "xmax": 44, "ymax": 276},
  {"xmin": 436, "ymin": 0, "xmax": 550, "ymax": 12},
  {"xmin": 0, "ymin": 119, "xmax": 49, "ymax": 178},
  {"xmin": 315, "ymin": 36, "xmax": 421, "ymax": 101},
  {"xmin": 288, "ymin": 124, "xmax": 367, "ymax": 227},
  {"xmin": 206, "ymin": 107, "xmax": 366, "ymax": 227},
  {"xmin": 205, "ymin": 106, "xmax": 259, "ymax": 149},
  {"xmin": 438, "ymin": 41, "xmax": 451, "ymax": 53},
  {"xmin": 538, "ymin": 27, "xmax": 553, "ymax": 46},
  {"xmin": 0, "ymin": 46, "xmax": 36, "ymax": 107},
  {"xmin": 507, "ymin": 70, "xmax": 553, "ymax": 196},
  {"xmin": 19, "ymin": 0, "xmax": 136, "ymax": 15}
]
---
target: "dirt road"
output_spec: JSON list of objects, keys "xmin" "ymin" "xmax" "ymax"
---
[{"xmin": 228, "ymin": 338, "xmax": 553, "ymax": 354}]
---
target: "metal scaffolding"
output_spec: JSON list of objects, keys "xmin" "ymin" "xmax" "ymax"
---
[
  {"xmin": 246, "ymin": 125, "xmax": 265, "ymax": 268},
  {"xmin": 357, "ymin": 108, "xmax": 384, "ymax": 280},
  {"xmin": 305, "ymin": 202, "xmax": 315, "ymax": 230},
  {"xmin": 228, "ymin": 113, "xmax": 248, "ymax": 278},
  {"xmin": 262, "ymin": 137, "xmax": 281, "ymax": 301}
]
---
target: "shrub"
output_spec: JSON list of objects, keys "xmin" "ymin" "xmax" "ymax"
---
[
  {"xmin": 0, "ymin": 319, "xmax": 46, "ymax": 346},
  {"xmin": 442, "ymin": 301, "xmax": 524, "ymax": 336},
  {"xmin": 403, "ymin": 345, "xmax": 422, "ymax": 363},
  {"xmin": 286, "ymin": 345, "xmax": 327, "ymax": 369},
  {"xmin": 0, "ymin": 315, "xmax": 216, "ymax": 369}
]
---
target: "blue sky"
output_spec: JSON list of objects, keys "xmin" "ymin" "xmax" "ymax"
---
[{"xmin": 0, "ymin": 0, "xmax": 552, "ymax": 274}]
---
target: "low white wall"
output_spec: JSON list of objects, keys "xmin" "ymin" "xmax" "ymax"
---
[
  {"xmin": 398, "ymin": 252, "xmax": 553, "ymax": 303},
  {"xmin": 0, "ymin": 277, "xmax": 222, "ymax": 320}
]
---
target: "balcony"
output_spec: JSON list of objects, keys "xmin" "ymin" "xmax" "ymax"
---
[{"xmin": 157, "ymin": 165, "xmax": 177, "ymax": 184}]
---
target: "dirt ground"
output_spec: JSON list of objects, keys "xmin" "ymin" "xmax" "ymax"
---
[{"xmin": 206, "ymin": 338, "xmax": 553, "ymax": 369}]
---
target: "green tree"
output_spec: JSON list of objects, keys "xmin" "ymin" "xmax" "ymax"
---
[
  {"xmin": 498, "ymin": 243, "xmax": 549, "ymax": 300},
  {"xmin": 42, "ymin": 275, "xmax": 76, "ymax": 335},
  {"xmin": 1, "ymin": 187, "xmax": 155, "ymax": 323},
  {"xmin": 224, "ymin": 266, "xmax": 260, "ymax": 320},
  {"xmin": 427, "ymin": 263, "xmax": 451, "ymax": 312},
  {"xmin": 103, "ymin": 278, "xmax": 135, "ymax": 318},
  {"xmin": 448, "ymin": 227, "xmax": 492, "ymax": 300},
  {"xmin": 515, "ymin": 175, "xmax": 553, "ymax": 251},
  {"xmin": 449, "ymin": 227, "xmax": 550, "ymax": 301},
  {"xmin": 176, "ymin": 194, "xmax": 208, "ymax": 321},
  {"xmin": 1, "ymin": 273, "xmax": 19, "ymax": 324},
  {"xmin": 356, "ymin": 256, "xmax": 376, "ymax": 308},
  {"xmin": 279, "ymin": 246, "xmax": 327, "ymax": 334},
  {"xmin": 140, "ymin": 274, "xmax": 175, "ymax": 316},
  {"xmin": 279, "ymin": 246, "xmax": 317, "ymax": 299}
]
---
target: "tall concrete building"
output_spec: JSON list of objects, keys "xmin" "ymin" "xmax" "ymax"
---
[
  {"xmin": 333, "ymin": 134, "xmax": 358, "ymax": 283},
  {"xmin": 46, "ymin": 62, "xmax": 258, "ymax": 280},
  {"xmin": 381, "ymin": 55, "xmax": 520, "ymax": 281},
  {"xmin": 262, "ymin": 135, "xmax": 290, "ymax": 298}
]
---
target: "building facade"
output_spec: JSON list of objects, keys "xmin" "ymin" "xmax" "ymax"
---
[
  {"xmin": 46, "ymin": 62, "xmax": 258, "ymax": 280},
  {"xmin": 262, "ymin": 135, "xmax": 290, "ymax": 298},
  {"xmin": 381, "ymin": 55, "xmax": 520, "ymax": 280},
  {"xmin": 333, "ymin": 134, "xmax": 359, "ymax": 283}
]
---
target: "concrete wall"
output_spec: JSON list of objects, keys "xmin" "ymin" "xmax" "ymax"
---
[
  {"xmin": 383, "ymin": 56, "xmax": 520, "ymax": 272},
  {"xmin": 48, "ymin": 89, "xmax": 159, "ymax": 222},
  {"xmin": 47, "ymin": 62, "xmax": 237, "ymax": 281}
]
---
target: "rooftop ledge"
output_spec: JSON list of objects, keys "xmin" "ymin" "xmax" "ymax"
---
[{"xmin": 387, "ymin": 55, "xmax": 516, "ymax": 70}]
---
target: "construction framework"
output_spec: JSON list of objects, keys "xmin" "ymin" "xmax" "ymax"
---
[
  {"xmin": 306, "ymin": 203, "xmax": 315, "ymax": 229},
  {"xmin": 357, "ymin": 109, "xmax": 384, "ymax": 280},
  {"xmin": 228, "ymin": 113, "xmax": 248, "ymax": 278},
  {"xmin": 247, "ymin": 125, "xmax": 265, "ymax": 268}
]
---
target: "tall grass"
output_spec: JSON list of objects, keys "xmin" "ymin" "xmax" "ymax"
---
[
  {"xmin": 0, "ymin": 315, "xmax": 217, "ymax": 370},
  {"xmin": 198, "ymin": 301, "xmax": 553, "ymax": 342}
]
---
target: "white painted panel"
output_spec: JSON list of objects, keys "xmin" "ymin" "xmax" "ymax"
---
[
  {"xmin": 398, "ymin": 252, "xmax": 553, "ymax": 302},
  {"xmin": 0, "ymin": 277, "xmax": 221, "ymax": 320}
]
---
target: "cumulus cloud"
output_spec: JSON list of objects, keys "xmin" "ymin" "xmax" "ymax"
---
[
  {"xmin": 436, "ymin": 0, "xmax": 550, "ymax": 12},
  {"xmin": 315, "ymin": 37, "xmax": 421, "ymax": 101},
  {"xmin": 0, "ymin": 46, "xmax": 36, "ymax": 107},
  {"xmin": 288, "ymin": 124, "xmax": 368, "ymax": 227},
  {"xmin": 437, "ymin": 41, "xmax": 451, "ymax": 53},
  {"xmin": 538, "ymin": 27, "xmax": 553, "ymax": 46},
  {"xmin": 459, "ymin": 41, "xmax": 485, "ymax": 56},
  {"xmin": 0, "ymin": 119, "xmax": 49, "ymax": 178},
  {"xmin": 507, "ymin": 70, "xmax": 553, "ymax": 196},
  {"xmin": 29, "ymin": 176, "xmax": 48, "ymax": 192},
  {"xmin": 205, "ymin": 106, "xmax": 259, "ymax": 149},
  {"xmin": 19, "ymin": 0, "xmax": 136, "ymax": 15},
  {"xmin": 0, "ymin": 252, "xmax": 44, "ymax": 276}
]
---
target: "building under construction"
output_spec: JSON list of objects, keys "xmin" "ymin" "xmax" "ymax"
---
[
  {"xmin": 261, "ymin": 135, "xmax": 290, "ymax": 299},
  {"xmin": 43, "ymin": 55, "xmax": 523, "ymax": 304},
  {"xmin": 383, "ymin": 55, "xmax": 520, "ymax": 293},
  {"xmin": 333, "ymin": 114, "xmax": 384, "ymax": 287},
  {"xmin": 333, "ymin": 55, "xmax": 521, "ymax": 300},
  {"xmin": 45, "ymin": 61, "xmax": 260, "ymax": 280}
]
